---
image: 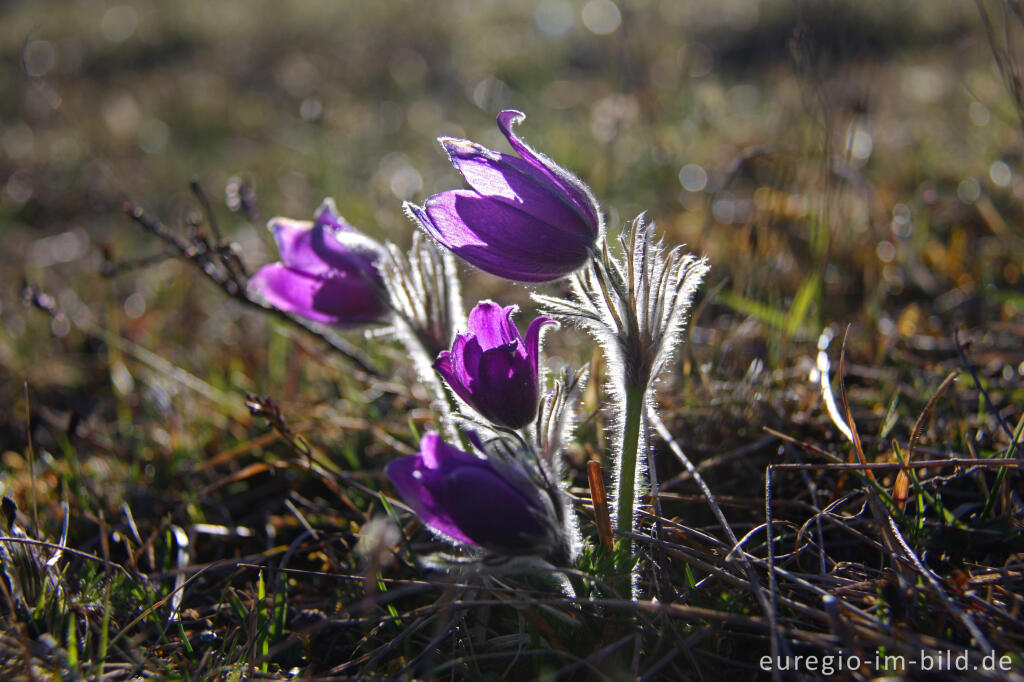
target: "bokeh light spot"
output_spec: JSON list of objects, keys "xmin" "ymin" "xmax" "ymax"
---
[
  {"xmin": 101, "ymin": 5, "xmax": 139, "ymax": 43},
  {"xmin": 582, "ymin": 0, "xmax": 621, "ymax": 35},
  {"xmin": 678, "ymin": 163, "xmax": 708, "ymax": 192}
]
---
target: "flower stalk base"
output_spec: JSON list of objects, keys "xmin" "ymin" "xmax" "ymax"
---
[{"xmin": 614, "ymin": 384, "xmax": 646, "ymax": 536}]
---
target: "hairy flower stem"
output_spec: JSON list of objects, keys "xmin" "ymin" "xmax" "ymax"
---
[
  {"xmin": 438, "ymin": 380, "xmax": 471, "ymax": 450},
  {"xmin": 537, "ymin": 217, "xmax": 708, "ymax": 596},
  {"xmin": 615, "ymin": 384, "xmax": 646, "ymax": 535}
]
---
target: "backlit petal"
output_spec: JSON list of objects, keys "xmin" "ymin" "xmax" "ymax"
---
[
  {"xmin": 313, "ymin": 197, "xmax": 357, "ymax": 234},
  {"xmin": 434, "ymin": 350, "xmax": 474, "ymax": 407},
  {"xmin": 386, "ymin": 456, "xmax": 475, "ymax": 546},
  {"xmin": 496, "ymin": 109, "xmax": 601, "ymax": 230},
  {"xmin": 440, "ymin": 137, "xmax": 593, "ymax": 238},
  {"xmin": 436, "ymin": 464, "xmax": 550, "ymax": 553},
  {"xmin": 419, "ymin": 190, "xmax": 592, "ymax": 281},
  {"xmin": 524, "ymin": 315, "xmax": 556, "ymax": 372},
  {"xmin": 466, "ymin": 301, "xmax": 518, "ymax": 350},
  {"xmin": 472, "ymin": 346, "xmax": 537, "ymax": 429},
  {"xmin": 248, "ymin": 263, "xmax": 385, "ymax": 326}
]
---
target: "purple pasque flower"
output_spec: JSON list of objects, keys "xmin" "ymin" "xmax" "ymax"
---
[
  {"xmin": 387, "ymin": 432, "xmax": 559, "ymax": 556},
  {"xmin": 434, "ymin": 301, "xmax": 554, "ymax": 430},
  {"xmin": 248, "ymin": 198, "xmax": 389, "ymax": 326},
  {"xmin": 406, "ymin": 110, "xmax": 602, "ymax": 282}
]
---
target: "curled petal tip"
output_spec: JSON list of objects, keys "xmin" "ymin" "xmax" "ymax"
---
[
  {"xmin": 497, "ymin": 109, "xmax": 526, "ymax": 126},
  {"xmin": 525, "ymin": 315, "xmax": 557, "ymax": 371},
  {"xmin": 433, "ymin": 350, "xmax": 453, "ymax": 371}
]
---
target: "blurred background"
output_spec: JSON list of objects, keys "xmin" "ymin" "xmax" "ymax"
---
[{"xmin": 1, "ymin": 0, "xmax": 1022, "ymax": 482}]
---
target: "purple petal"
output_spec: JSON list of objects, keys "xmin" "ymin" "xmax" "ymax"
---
[
  {"xmin": 391, "ymin": 434, "xmax": 555, "ymax": 554},
  {"xmin": 386, "ymin": 455, "xmax": 475, "ymax": 546},
  {"xmin": 476, "ymin": 345, "xmax": 518, "ymax": 386},
  {"xmin": 466, "ymin": 301, "xmax": 518, "ymax": 350},
  {"xmin": 496, "ymin": 110, "xmax": 600, "ymax": 230},
  {"xmin": 472, "ymin": 346, "xmax": 537, "ymax": 429},
  {"xmin": 269, "ymin": 218, "xmax": 381, "ymax": 278},
  {"xmin": 418, "ymin": 432, "xmax": 479, "ymax": 469},
  {"xmin": 435, "ymin": 463, "xmax": 550, "ymax": 553},
  {"xmin": 419, "ymin": 190, "xmax": 593, "ymax": 282},
  {"xmin": 268, "ymin": 218, "xmax": 323, "ymax": 273},
  {"xmin": 418, "ymin": 432, "xmax": 445, "ymax": 469},
  {"xmin": 433, "ymin": 350, "xmax": 456, "ymax": 384},
  {"xmin": 449, "ymin": 333, "xmax": 480, "ymax": 388},
  {"xmin": 524, "ymin": 316, "xmax": 556, "ymax": 372},
  {"xmin": 439, "ymin": 137, "xmax": 593, "ymax": 237},
  {"xmin": 458, "ymin": 335, "xmax": 484, "ymax": 386},
  {"xmin": 434, "ymin": 350, "xmax": 474, "ymax": 407},
  {"xmin": 248, "ymin": 263, "xmax": 386, "ymax": 326},
  {"xmin": 313, "ymin": 197, "xmax": 357, "ymax": 234}
]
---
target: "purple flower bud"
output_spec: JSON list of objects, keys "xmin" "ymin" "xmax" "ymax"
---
[
  {"xmin": 434, "ymin": 301, "xmax": 554, "ymax": 430},
  {"xmin": 406, "ymin": 110, "xmax": 602, "ymax": 282},
  {"xmin": 387, "ymin": 433, "xmax": 559, "ymax": 556},
  {"xmin": 248, "ymin": 199, "xmax": 389, "ymax": 326}
]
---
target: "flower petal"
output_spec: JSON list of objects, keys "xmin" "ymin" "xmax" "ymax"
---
[
  {"xmin": 434, "ymin": 349, "xmax": 474, "ymax": 407},
  {"xmin": 269, "ymin": 218, "xmax": 380, "ymax": 278},
  {"xmin": 450, "ymin": 332, "xmax": 482, "ymax": 388},
  {"xmin": 496, "ymin": 110, "xmax": 601, "ymax": 231},
  {"xmin": 268, "ymin": 218, "xmax": 318, "ymax": 272},
  {"xmin": 472, "ymin": 345, "xmax": 537, "ymax": 429},
  {"xmin": 466, "ymin": 301, "xmax": 518, "ymax": 350},
  {"xmin": 391, "ymin": 434, "xmax": 556, "ymax": 554},
  {"xmin": 418, "ymin": 190, "xmax": 593, "ymax": 281},
  {"xmin": 248, "ymin": 263, "xmax": 385, "ymax": 326},
  {"xmin": 436, "ymin": 463, "xmax": 551, "ymax": 554},
  {"xmin": 524, "ymin": 315, "xmax": 556, "ymax": 372},
  {"xmin": 418, "ymin": 432, "xmax": 479, "ymax": 469},
  {"xmin": 313, "ymin": 197, "xmax": 357, "ymax": 234},
  {"xmin": 439, "ymin": 137, "xmax": 593, "ymax": 239},
  {"xmin": 386, "ymin": 455, "xmax": 475, "ymax": 546}
]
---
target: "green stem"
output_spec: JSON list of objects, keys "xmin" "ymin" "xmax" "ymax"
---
[{"xmin": 615, "ymin": 384, "xmax": 647, "ymax": 534}]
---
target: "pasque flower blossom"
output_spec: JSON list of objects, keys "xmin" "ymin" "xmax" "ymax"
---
[
  {"xmin": 435, "ymin": 301, "xmax": 553, "ymax": 430},
  {"xmin": 248, "ymin": 199, "xmax": 389, "ymax": 326},
  {"xmin": 387, "ymin": 432, "xmax": 560, "ymax": 556},
  {"xmin": 406, "ymin": 110, "xmax": 602, "ymax": 282}
]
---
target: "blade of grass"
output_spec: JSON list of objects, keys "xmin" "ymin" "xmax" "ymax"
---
[
  {"xmin": 66, "ymin": 613, "xmax": 78, "ymax": 671},
  {"xmin": 981, "ymin": 411, "xmax": 1024, "ymax": 519},
  {"xmin": 257, "ymin": 570, "xmax": 269, "ymax": 673},
  {"xmin": 785, "ymin": 274, "xmax": 820, "ymax": 336},
  {"xmin": 97, "ymin": 578, "xmax": 111, "ymax": 679}
]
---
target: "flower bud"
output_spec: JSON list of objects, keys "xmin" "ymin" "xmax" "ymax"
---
[
  {"xmin": 248, "ymin": 198, "xmax": 388, "ymax": 326},
  {"xmin": 387, "ymin": 433, "xmax": 560, "ymax": 556},
  {"xmin": 434, "ymin": 301, "xmax": 553, "ymax": 430}
]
